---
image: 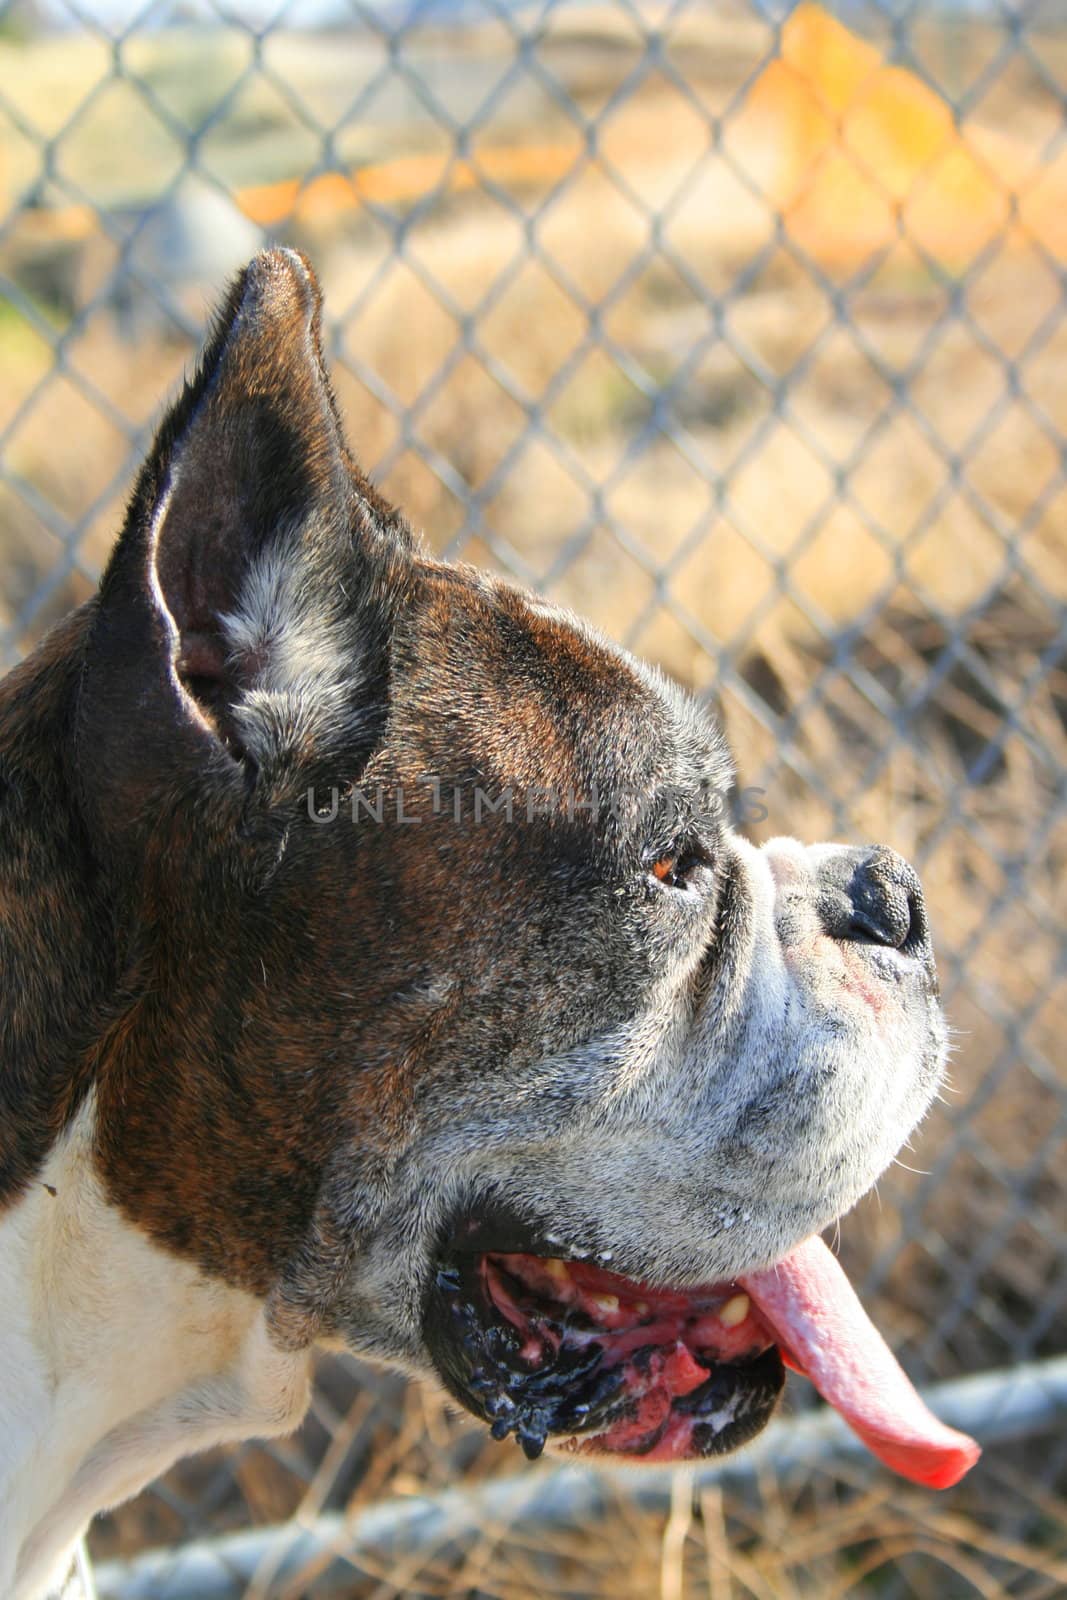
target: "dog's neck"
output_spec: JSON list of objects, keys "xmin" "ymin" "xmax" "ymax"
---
[
  {"xmin": 0, "ymin": 1094, "xmax": 312, "ymax": 1600},
  {"xmin": 0, "ymin": 621, "xmax": 313, "ymax": 1598},
  {"xmin": 0, "ymin": 608, "xmax": 113, "ymax": 1216}
]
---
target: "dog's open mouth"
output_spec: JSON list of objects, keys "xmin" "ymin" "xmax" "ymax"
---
[
  {"xmin": 424, "ymin": 1222, "xmax": 981, "ymax": 1487},
  {"xmin": 428, "ymin": 1247, "xmax": 785, "ymax": 1463}
]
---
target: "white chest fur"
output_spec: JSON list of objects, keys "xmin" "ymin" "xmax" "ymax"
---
[{"xmin": 0, "ymin": 1098, "xmax": 312, "ymax": 1600}]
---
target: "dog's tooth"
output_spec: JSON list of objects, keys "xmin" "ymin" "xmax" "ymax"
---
[
  {"xmin": 598, "ymin": 1250, "xmax": 614, "ymax": 1263},
  {"xmin": 633, "ymin": 1300, "xmax": 649, "ymax": 1316},
  {"xmin": 591, "ymin": 1293, "xmax": 619, "ymax": 1315},
  {"xmin": 544, "ymin": 1258, "xmax": 570, "ymax": 1284},
  {"xmin": 718, "ymin": 1293, "xmax": 750, "ymax": 1327}
]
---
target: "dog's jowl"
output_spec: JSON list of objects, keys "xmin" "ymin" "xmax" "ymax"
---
[{"xmin": 0, "ymin": 249, "xmax": 979, "ymax": 1598}]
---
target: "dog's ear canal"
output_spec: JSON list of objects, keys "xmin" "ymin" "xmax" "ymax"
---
[{"xmin": 83, "ymin": 249, "xmax": 408, "ymax": 813}]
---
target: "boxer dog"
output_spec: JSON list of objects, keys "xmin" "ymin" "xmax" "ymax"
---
[{"xmin": 0, "ymin": 250, "xmax": 978, "ymax": 1599}]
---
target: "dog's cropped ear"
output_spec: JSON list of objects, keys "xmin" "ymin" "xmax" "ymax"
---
[{"xmin": 78, "ymin": 249, "xmax": 408, "ymax": 836}]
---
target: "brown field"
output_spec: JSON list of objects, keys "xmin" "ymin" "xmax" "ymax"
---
[{"xmin": 2, "ymin": 4, "xmax": 1066, "ymax": 1595}]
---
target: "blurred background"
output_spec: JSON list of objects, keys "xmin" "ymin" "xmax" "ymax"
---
[{"xmin": 2, "ymin": 0, "xmax": 1066, "ymax": 1594}]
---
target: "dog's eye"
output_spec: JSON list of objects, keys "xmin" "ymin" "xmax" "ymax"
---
[{"xmin": 648, "ymin": 846, "xmax": 708, "ymax": 892}]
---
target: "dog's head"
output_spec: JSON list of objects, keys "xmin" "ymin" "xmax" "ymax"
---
[{"xmin": 76, "ymin": 251, "xmax": 960, "ymax": 1477}]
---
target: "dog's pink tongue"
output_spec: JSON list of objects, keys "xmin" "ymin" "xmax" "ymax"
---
[{"xmin": 741, "ymin": 1236, "xmax": 981, "ymax": 1489}]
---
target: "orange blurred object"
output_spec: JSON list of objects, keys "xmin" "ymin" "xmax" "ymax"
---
[
  {"xmin": 238, "ymin": 145, "xmax": 578, "ymax": 230},
  {"xmin": 742, "ymin": 2, "xmax": 1067, "ymax": 270}
]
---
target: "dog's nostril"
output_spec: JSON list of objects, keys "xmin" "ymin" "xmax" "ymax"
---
[
  {"xmin": 848, "ymin": 884, "xmax": 914, "ymax": 948},
  {"xmin": 846, "ymin": 850, "xmax": 926, "ymax": 951}
]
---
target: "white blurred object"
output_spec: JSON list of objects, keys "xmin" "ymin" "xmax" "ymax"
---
[{"xmin": 114, "ymin": 179, "xmax": 264, "ymax": 337}]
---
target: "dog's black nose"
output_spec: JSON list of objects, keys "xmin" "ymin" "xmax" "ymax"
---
[
  {"xmin": 847, "ymin": 848, "xmax": 926, "ymax": 949},
  {"xmin": 816, "ymin": 846, "xmax": 928, "ymax": 952}
]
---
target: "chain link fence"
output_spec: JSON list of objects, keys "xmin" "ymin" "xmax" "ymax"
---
[{"xmin": 2, "ymin": 0, "xmax": 1067, "ymax": 1594}]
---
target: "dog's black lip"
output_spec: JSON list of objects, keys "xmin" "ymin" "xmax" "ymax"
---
[
  {"xmin": 424, "ymin": 1231, "xmax": 786, "ymax": 1463},
  {"xmin": 445, "ymin": 1202, "xmax": 598, "ymax": 1264}
]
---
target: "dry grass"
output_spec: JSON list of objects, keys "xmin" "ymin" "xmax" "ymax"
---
[
  {"xmin": 2, "ymin": 4, "xmax": 1066, "ymax": 1594},
  {"xmin": 87, "ymin": 1364, "xmax": 1067, "ymax": 1598}
]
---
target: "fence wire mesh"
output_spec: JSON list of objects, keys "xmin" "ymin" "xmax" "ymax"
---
[{"xmin": 2, "ymin": 0, "xmax": 1066, "ymax": 1594}]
